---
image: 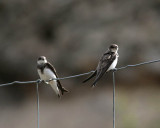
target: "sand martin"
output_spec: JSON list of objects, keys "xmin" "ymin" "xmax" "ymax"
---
[
  {"xmin": 83, "ymin": 44, "xmax": 119, "ymax": 87},
  {"xmin": 37, "ymin": 56, "xmax": 68, "ymax": 98}
]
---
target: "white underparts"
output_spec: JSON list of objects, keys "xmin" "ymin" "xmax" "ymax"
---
[
  {"xmin": 37, "ymin": 68, "xmax": 60, "ymax": 95},
  {"xmin": 107, "ymin": 57, "xmax": 118, "ymax": 71}
]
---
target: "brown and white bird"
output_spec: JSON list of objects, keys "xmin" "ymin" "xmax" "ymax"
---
[
  {"xmin": 37, "ymin": 56, "xmax": 68, "ymax": 98},
  {"xmin": 83, "ymin": 44, "xmax": 119, "ymax": 87}
]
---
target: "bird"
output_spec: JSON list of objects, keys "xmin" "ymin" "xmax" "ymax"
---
[
  {"xmin": 37, "ymin": 56, "xmax": 68, "ymax": 98},
  {"xmin": 83, "ymin": 44, "xmax": 119, "ymax": 87}
]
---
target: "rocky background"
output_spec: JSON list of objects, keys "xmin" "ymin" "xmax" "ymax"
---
[{"xmin": 0, "ymin": 0, "xmax": 160, "ymax": 128}]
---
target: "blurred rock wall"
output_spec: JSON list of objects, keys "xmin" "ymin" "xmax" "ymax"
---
[
  {"xmin": 0, "ymin": 0, "xmax": 160, "ymax": 94},
  {"xmin": 0, "ymin": 1, "xmax": 160, "ymax": 128}
]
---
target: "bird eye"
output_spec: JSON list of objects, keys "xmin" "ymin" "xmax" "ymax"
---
[{"xmin": 38, "ymin": 57, "xmax": 43, "ymax": 60}]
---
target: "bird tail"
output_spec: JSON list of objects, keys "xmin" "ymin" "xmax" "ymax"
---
[
  {"xmin": 92, "ymin": 71, "xmax": 107, "ymax": 87},
  {"xmin": 60, "ymin": 87, "xmax": 69, "ymax": 95},
  {"xmin": 83, "ymin": 71, "xmax": 97, "ymax": 83},
  {"xmin": 49, "ymin": 81, "xmax": 62, "ymax": 97}
]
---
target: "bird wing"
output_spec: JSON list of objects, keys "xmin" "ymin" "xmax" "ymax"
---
[
  {"xmin": 92, "ymin": 51, "xmax": 116, "ymax": 86},
  {"xmin": 46, "ymin": 62, "xmax": 59, "ymax": 78},
  {"xmin": 46, "ymin": 62, "xmax": 68, "ymax": 95},
  {"xmin": 82, "ymin": 70, "xmax": 97, "ymax": 83}
]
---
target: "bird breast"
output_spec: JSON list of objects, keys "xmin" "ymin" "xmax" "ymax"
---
[
  {"xmin": 38, "ymin": 68, "xmax": 57, "ymax": 81},
  {"xmin": 107, "ymin": 57, "xmax": 118, "ymax": 71}
]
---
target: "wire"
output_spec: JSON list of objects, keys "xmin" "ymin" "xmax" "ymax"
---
[
  {"xmin": 116, "ymin": 59, "xmax": 160, "ymax": 71},
  {"xmin": 0, "ymin": 72, "xmax": 95, "ymax": 87},
  {"xmin": 36, "ymin": 82, "xmax": 40, "ymax": 128},
  {"xmin": 112, "ymin": 71, "xmax": 116, "ymax": 128},
  {"xmin": 0, "ymin": 58, "xmax": 160, "ymax": 128},
  {"xmin": 0, "ymin": 59, "xmax": 160, "ymax": 86},
  {"xmin": 49, "ymin": 71, "xmax": 95, "ymax": 81},
  {"xmin": 0, "ymin": 80, "xmax": 38, "ymax": 87}
]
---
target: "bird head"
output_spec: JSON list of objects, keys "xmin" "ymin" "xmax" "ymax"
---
[
  {"xmin": 109, "ymin": 44, "xmax": 118, "ymax": 53},
  {"xmin": 37, "ymin": 56, "xmax": 47, "ymax": 65}
]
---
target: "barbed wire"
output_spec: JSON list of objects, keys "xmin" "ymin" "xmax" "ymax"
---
[{"xmin": 0, "ymin": 58, "xmax": 160, "ymax": 128}]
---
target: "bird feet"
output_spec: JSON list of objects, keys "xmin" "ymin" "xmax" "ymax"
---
[
  {"xmin": 112, "ymin": 68, "xmax": 117, "ymax": 72},
  {"xmin": 37, "ymin": 79, "xmax": 43, "ymax": 84}
]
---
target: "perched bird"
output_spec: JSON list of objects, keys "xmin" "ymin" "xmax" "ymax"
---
[
  {"xmin": 83, "ymin": 44, "xmax": 119, "ymax": 87},
  {"xmin": 37, "ymin": 56, "xmax": 68, "ymax": 98}
]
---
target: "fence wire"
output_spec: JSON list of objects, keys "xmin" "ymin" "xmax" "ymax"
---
[
  {"xmin": 36, "ymin": 82, "xmax": 40, "ymax": 128},
  {"xmin": 0, "ymin": 59, "xmax": 160, "ymax": 128},
  {"xmin": 112, "ymin": 71, "xmax": 116, "ymax": 128}
]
